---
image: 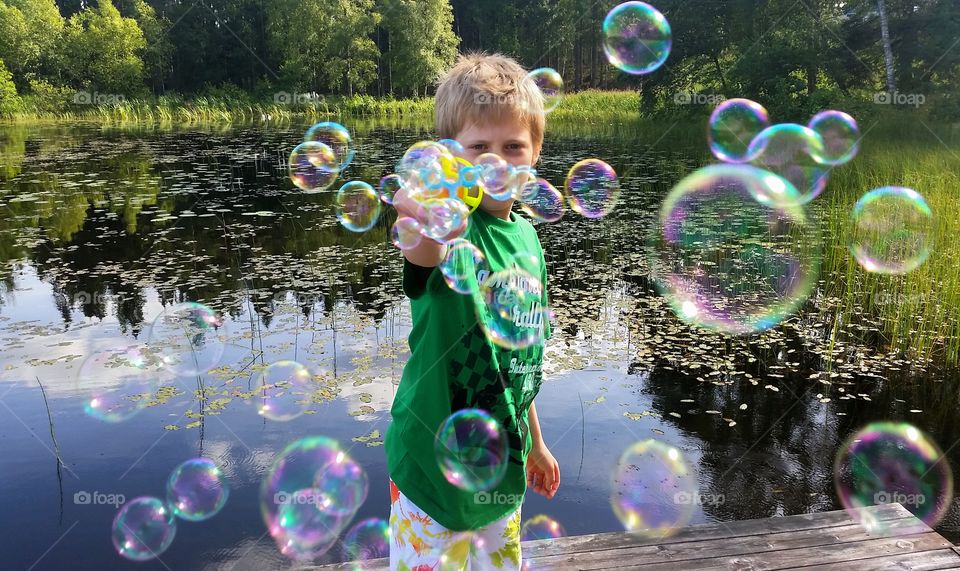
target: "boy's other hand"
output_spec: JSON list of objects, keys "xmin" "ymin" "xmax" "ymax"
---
[{"xmin": 526, "ymin": 443, "xmax": 560, "ymax": 499}]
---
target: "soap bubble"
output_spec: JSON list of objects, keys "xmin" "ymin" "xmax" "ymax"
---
[
  {"xmin": 521, "ymin": 515, "xmax": 566, "ymax": 541},
  {"xmin": 808, "ymin": 110, "xmax": 860, "ymax": 166},
  {"xmin": 342, "ymin": 517, "xmax": 390, "ymax": 564},
  {"xmin": 747, "ymin": 124, "xmax": 829, "ymax": 204},
  {"xmin": 391, "ymin": 216, "xmax": 423, "ymax": 251},
  {"xmin": 848, "ymin": 186, "xmax": 933, "ymax": 275},
  {"xmin": 519, "ymin": 178, "xmax": 565, "ymax": 222},
  {"xmin": 835, "ymin": 422, "xmax": 953, "ymax": 534},
  {"xmin": 148, "ymin": 302, "xmax": 228, "ymax": 376},
  {"xmin": 708, "ymin": 98, "xmax": 771, "ymax": 163},
  {"xmin": 650, "ymin": 164, "xmax": 819, "ymax": 335},
  {"xmin": 112, "ymin": 497, "xmax": 177, "ymax": 561},
  {"xmin": 440, "ymin": 239, "xmax": 489, "ymax": 295},
  {"xmin": 477, "ymin": 267, "xmax": 546, "ymax": 349},
  {"xmin": 508, "ymin": 166, "xmax": 539, "ymax": 202},
  {"xmin": 378, "ymin": 174, "xmax": 404, "ymax": 205},
  {"xmin": 304, "ymin": 121, "xmax": 354, "ymax": 171},
  {"xmin": 526, "ymin": 68, "xmax": 563, "ymax": 113},
  {"xmin": 261, "ymin": 437, "xmax": 365, "ymax": 560},
  {"xmin": 77, "ymin": 345, "xmax": 165, "ymax": 423},
  {"xmin": 255, "ymin": 360, "xmax": 312, "ymax": 422},
  {"xmin": 289, "ymin": 141, "xmax": 338, "ymax": 193},
  {"xmin": 166, "ymin": 457, "xmax": 229, "ymax": 521},
  {"xmin": 421, "ymin": 197, "xmax": 469, "ymax": 243},
  {"xmin": 603, "ymin": 1, "xmax": 672, "ymax": 75},
  {"xmin": 398, "ymin": 141, "xmax": 452, "ymax": 180},
  {"xmin": 438, "ymin": 138, "xmax": 466, "ymax": 157},
  {"xmin": 336, "ymin": 181, "xmax": 382, "ymax": 232},
  {"xmin": 564, "ymin": 159, "xmax": 620, "ymax": 219},
  {"xmin": 475, "ymin": 153, "xmax": 514, "ymax": 201},
  {"xmin": 435, "ymin": 409, "xmax": 509, "ymax": 492},
  {"xmin": 611, "ymin": 440, "xmax": 697, "ymax": 538}
]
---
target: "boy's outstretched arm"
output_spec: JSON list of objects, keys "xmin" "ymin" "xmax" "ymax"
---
[
  {"xmin": 526, "ymin": 401, "xmax": 560, "ymax": 499},
  {"xmin": 393, "ymin": 186, "xmax": 447, "ymax": 267}
]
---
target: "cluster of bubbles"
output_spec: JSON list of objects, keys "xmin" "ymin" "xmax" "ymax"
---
[
  {"xmin": 435, "ymin": 408, "xmax": 509, "ymax": 492},
  {"xmin": 610, "ymin": 439, "xmax": 698, "ymax": 538},
  {"xmin": 77, "ymin": 302, "xmax": 228, "ymax": 423},
  {"xmin": 260, "ymin": 436, "xmax": 371, "ymax": 560},
  {"xmin": 112, "ymin": 458, "xmax": 229, "ymax": 561},
  {"xmin": 834, "ymin": 422, "xmax": 953, "ymax": 534},
  {"xmin": 289, "ymin": 122, "xmax": 355, "ymax": 193}
]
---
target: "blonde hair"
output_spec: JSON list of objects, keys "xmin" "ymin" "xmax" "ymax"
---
[{"xmin": 435, "ymin": 52, "xmax": 545, "ymax": 147}]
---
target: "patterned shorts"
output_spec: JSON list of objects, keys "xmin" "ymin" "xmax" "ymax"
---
[{"xmin": 389, "ymin": 480, "xmax": 522, "ymax": 571}]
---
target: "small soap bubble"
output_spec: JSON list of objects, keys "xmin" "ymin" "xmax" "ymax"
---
[
  {"xmin": 603, "ymin": 2, "xmax": 672, "ymax": 75},
  {"xmin": 708, "ymin": 98, "xmax": 771, "ymax": 163},
  {"xmin": 77, "ymin": 345, "xmax": 164, "ymax": 423},
  {"xmin": 520, "ymin": 178, "xmax": 565, "ymax": 222},
  {"xmin": 474, "ymin": 153, "xmax": 513, "ymax": 201},
  {"xmin": 808, "ymin": 110, "xmax": 860, "ymax": 166},
  {"xmin": 148, "ymin": 302, "xmax": 228, "ymax": 376},
  {"xmin": 439, "ymin": 239, "xmax": 488, "ymax": 295},
  {"xmin": 336, "ymin": 181, "xmax": 382, "ymax": 233},
  {"xmin": 166, "ymin": 457, "xmax": 229, "ymax": 522},
  {"xmin": 435, "ymin": 409, "xmax": 509, "ymax": 492},
  {"xmin": 391, "ymin": 216, "xmax": 423, "ymax": 251},
  {"xmin": 255, "ymin": 360, "xmax": 312, "ymax": 422},
  {"xmin": 378, "ymin": 174, "xmax": 404, "ymax": 205},
  {"xmin": 564, "ymin": 159, "xmax": 620, "ymax": 219},
  {"xmin": 521, "ymin": 514, "xmax": 566, "ymax": 541},
  {"xmin": 438, "ymin": 138, "xmax": 466, "ymax": 157},
  {"xmin": 289, "ymin": 141, "xmax": 339, "ymax": 193},
  {"xmin": 611, "ymin": 440, "xmax": 697, "ymax": 538},
  {"xmin": 848, "ymin": 186, "xmax": 933, "ymax": 275},
  {"xmin": 112, "ymin": 496, "xmax": 177, "ymax": 561},
  {"xmin": 421, "ymin": 197, "xmax": 469, "ymax": 243},
  {"xmin": 526, "ymin": 68, "xmax": 564, "ymax": 113},
  {"xmin": 477, "ymin": 267, "xmax": 546, "ymax": 349},
  {"xmin": 747, "ymin": 123, "xmax": 829, "ymax": 205},
  {"xmin": 342, "ymin": 517, "xmax": 390, "ymax": 564},
  {"xmin": 304, "ymin": 121, "xmax": 355, "ymax": 171}
]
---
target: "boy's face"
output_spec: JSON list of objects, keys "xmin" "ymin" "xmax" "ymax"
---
[{"xmin": 455, "ymin": 117, "xmax": 542, "ymax": 217}]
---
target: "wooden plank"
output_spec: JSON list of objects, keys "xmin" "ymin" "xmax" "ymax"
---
[
  {"xmin": 598, "ymin": 533, "xmax": 955, "ymax": 571},
  {"xmin": 521, "ymin": 503, "xmax": 915, "ymax": 559},
  {"xmin": 788, "ymin": 549, "xmax": 960, "ymax": 570},
  {"xmin": 524, "ymin": 516, "xmax": 926, "ymax": 569}
]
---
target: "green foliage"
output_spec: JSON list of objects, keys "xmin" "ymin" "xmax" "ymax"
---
[
  {"xmin": 60, "ymin": 0, "xmax": 146, "ymax": 96},
  {"xmin": 0, "ymin": 58, "xmax": 22, "ymax": 116},
  {"xmin": 22, "ymin": 78, "xmax": 73, "ymax": 114},
  {"xmin": 380, "ymin": 0, "xmax": 460, "ymax": 96},
  {"xmin": 0, "ymin": 0, "xmax": 64, "ymax": 81}
]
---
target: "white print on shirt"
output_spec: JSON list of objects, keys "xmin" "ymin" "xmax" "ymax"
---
[{"xmin": 477, "ymin": 263, "xmax": 545, "ymax": 332}]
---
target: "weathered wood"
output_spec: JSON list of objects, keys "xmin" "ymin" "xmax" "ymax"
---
[{"xmin": 313, "ymin": 504, "xmax": 960, "ymax": 570}]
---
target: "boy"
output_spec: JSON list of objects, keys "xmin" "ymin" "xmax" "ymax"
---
[{"xmin": 384, "ymin": 52, "xmax": 560, "ymax": 570}]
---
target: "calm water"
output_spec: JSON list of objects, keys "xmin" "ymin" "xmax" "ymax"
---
[{"xmin": 0, "ymin": 119, "xmax": 958, "ymax": 570}]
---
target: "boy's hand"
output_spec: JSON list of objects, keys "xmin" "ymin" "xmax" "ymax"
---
[{"xmin": 526, "ymin": 443, "xmax": 560, "ymax": 499}]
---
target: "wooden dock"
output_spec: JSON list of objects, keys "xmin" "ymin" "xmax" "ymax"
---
[{"xmin": 319, "ymin": 503, "xmax": 960, "ymax": 570}]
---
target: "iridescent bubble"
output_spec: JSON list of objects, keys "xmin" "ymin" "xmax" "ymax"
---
[
  {"xmin": 435, "ymin": 409, "xmax": 509, "ymax": 492},
  {"xmin": 397, "ymin": 141, "xmax": 452, "ymax": 180},
  {"xmin": 747, "ymin": 123, "xmax": 829, "ymax": 204},
  {"xmin": 519, "ymin": 178, "xmax": 565, "ymax": 222},
  {"xmin": 391, "ymin": 216, "xmax": 423, "ymax": 251},
  {"xmin": 848, "ymin": 186, "xmax": 933, "ymax": 275},
  {"xmin": 336, "ymin": 181, "xmax": 382, "ymax": 233},
  {"xmin": 289, "ymin": 141, "xmax": 338, "ymax": 193},
  {"xmin": 526, "ymin": 68, "xmax": 563, "ymax": 113},
  {"xmin": 261, "ymin": 437, "xmax": 362, "ymax": 560},
  {"xmin": 148, "ymin": 302, "xmax": 228, "ymax": 376},
  {"xmin": 421, "ymin": 197, "xmax": 469, "ymax": 243},
  {"xmin": 112, "ymin": 496, "xmax": 177, "ymax": 561},
  {"xmin": 77, "ymin": 345, "xmax": 164, "ymax": 423},
  {"xmin": 603, "ymin": 1, "xmax": 672, "ymax": 75},
  {"xmin": 313, "ymin": 452, "xmax": 369, "ymax": 517},
  {"xmin": 649, "ymin": 164, "xmax": 819, "ymax": 336},
  {"xmin": 564, "ymin": 159, "xmax": 620, "ymax": 219},
  {"xmin": 808, "ymin": 110, "xmax": 860, "ymax": 166},
  {"xmin": 835, "ymin": 422, "xmax": 953, "ymax": 534},
  {"xmin": 342, "ymin": 517, "xmax": 390, "ymax": 563},
  {"xmin": 166, "ymin": 457, "xmax": 229, "ymax": 522},
  {"xmin": 610, "ymin": 439, "xmax": 697, "ymax": 538},
  {"xmin": 475, "ymin": 153, "xmax": 513, "ymax": 201},
  {"xmin": 438, "ymin": 138, "xmax": 466, "ymax": 157},
  {"xmin": 378, "ymin": 174, "xmax": 404, "ymax": 205},
  {"xmin": 439, "ymin": 239, "xmax": 488, "ymax": 295},
  {"xmin": 508, "ymin": 165, "xmax": 539, "ymax": 202},
  {"xmin": 477, "ymin": 267, "xmax": 546, "ymax": 349},
  {"xmin": 708, "ymin": 98, "xmax": 771, "ymax": 163},
  {"xmin": 521, "ymin": 515, "xmax": 566, "ymax": 541},
  {"xmin": 255, "ymin": 360, "xmax": 312, "ymax": 422},
  {"xmin": 304, "ymin": 121, "xmax": 354, "ymax": 171}
]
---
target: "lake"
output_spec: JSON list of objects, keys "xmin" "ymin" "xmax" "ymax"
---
[{"xmin": 1, "ymin": 117, "xmax": 958, "ymax": 570}]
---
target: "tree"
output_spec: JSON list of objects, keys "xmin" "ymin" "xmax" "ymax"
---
[
  {"xmin": 379, "ymin": 0, "xmax": 459, "ymax": 97},
  {"xmin": 125, "ymin": 0, "xmax": 172, "ymax": 93},
  {"xmin": 59, "ymin": 0, "xmax": 147, "ymax": 95},
  {"xmin": 877, "ymin": 0, "xmax": 896, "ymax": 94},
  {"xmin": 0, "ymin": 0, "xmax": 64, "ymax": 83},
  {"xmin": 0, "ymin": 57, "xmax": 22, "ymax": 115}
]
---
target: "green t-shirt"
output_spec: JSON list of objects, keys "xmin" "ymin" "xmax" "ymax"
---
[{"xmin": 385, "ymin": 208, "xmax": 551, "ymax": 531}]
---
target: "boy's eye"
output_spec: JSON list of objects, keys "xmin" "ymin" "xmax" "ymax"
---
[{"xmin": 470, "ymin": 144, "xmax": 486, "ymax": 151}]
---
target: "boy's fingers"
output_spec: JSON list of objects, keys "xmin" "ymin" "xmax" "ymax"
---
[{"xmin": 552, "ymin": 464, "xmax": 561, "ymax": 491}]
